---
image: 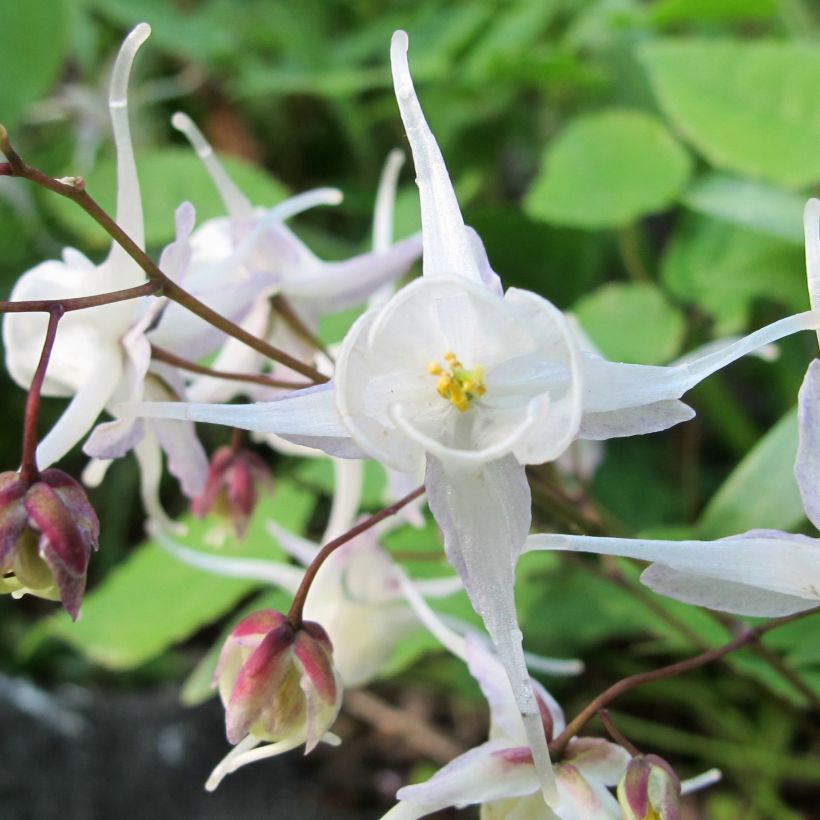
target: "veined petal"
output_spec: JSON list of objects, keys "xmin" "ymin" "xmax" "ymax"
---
[
  {"xmin": 385, "ymin": 741, "xmax": 541, "ymax": 820},
  {"xmin": 525, "ymin": 532, "xmax": 820, "ymax": 616},
  {"xmin": 390, "ymin": 31, "xmax": 482, "ymax": 285},
  {"xmin": 795, "ymin": 360, "xmax": 820, "ymax": 530},
  {"xmin": 581, "ymin": 311, "xmax": 820, "ymax": 415},
  {"xmin": 123, "ymin": 383, "xmax": 365, "ymax": 459},
  {"xmin": 426, "ymin": 455, "xmax": 558, "ymax": 804},
  {"xmin": 152, "ymin": 417, "xmax": 209, "ymax": 500},
  {"xmin": 578, "ymin": 400, "xmax": 695, "ymax": 440}
]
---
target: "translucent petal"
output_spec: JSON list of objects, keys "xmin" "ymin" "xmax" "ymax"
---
[
  {"xmin": 578, "ymin": 400, "xmax": 695, "ymax": 440},
  {"xmin": 795, "ymin": 359, "xmax": 820, "ymax": 530}
]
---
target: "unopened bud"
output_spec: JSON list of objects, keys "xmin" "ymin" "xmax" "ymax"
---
[
  {"xmin": 618, "ymin": 754, "xmax": 681, "ymax": 820},
  {"xmin": 216, "ymin": 610, "xmax": 341, "ymax": 752},
  {"xmin": 192, "ymin": 446, "xmax": 272, "ymax": 538},
  {"xmin": 0, "ymin": 469, "xmax": 99, "ymax": 620}
]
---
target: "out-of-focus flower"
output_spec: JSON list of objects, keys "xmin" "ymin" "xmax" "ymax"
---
[
  {"xmin": 192, "ymin": 445, "xmax": 272, "ymax": 540},
  {"xmin": 381, "ymin": 634, "xmax": 629, "ymax": 820},
  {"xmin": 207, "ymin": 609, "xmax": 342, "ymax": 789},
  {"xmin": 618, "ymin": 755, "xmax": 681, "ymax": 820},
  {"xmin": 0, "ymin": 469, "xmax": 98, "ymax": 619}
]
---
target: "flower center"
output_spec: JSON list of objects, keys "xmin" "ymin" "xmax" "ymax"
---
[{"xmin": 427, "ymin": 351, "xmax": 486, "ymax": 412}]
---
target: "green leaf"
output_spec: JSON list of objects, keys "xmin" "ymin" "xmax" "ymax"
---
[
  {"xmin": 0, "ymin": 0, "xmax": 71, "ymax": 130},
  {"xmin": 48, "ymin": 147, "xmax": 287, "ymax": 249},
  {"xmin": 524, "ymin": 109, "xmax": 691, "ymax": 229},
  {"xmin": 682, "ymin": 173, "xmax": 805, "ymax": 245},
  {"xmin": 661, "ymin": 214, "xmax": 806, "ymax": 333},
  {"xmin": 573, "ymin": 282, "xmax": 686, "ymax": 364},
  {"xmin": 32, "ymin": 481, "xmax": 313, "ymax": 670},
  {"xmin": 696, "ymin": 408, "xmax": 804, "ymax": 539},
  {"xmin": 647, "ymin": 0, "xmax": 776, "ymax": 26},
  {"xmin": 641, "ymin": 40, "xmax": 820, "ymax": 188}
]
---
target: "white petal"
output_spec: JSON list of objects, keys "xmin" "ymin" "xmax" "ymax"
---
[
  {"xmin": 264, "ymin": 520, "xmax": 320, "ymax": 567},
  {"xmin": 640, "ymin": 565, "xmax": 815, "ymax": 617},
  {"xmin": 582, "ymin": 311, "xmax": 820, "ymax": 415},
  {"xmin": 426, "ymin": 455, "xmax": 558, "ymax": 804},
  {"xmin": 578, "ymin": 400, "xmax": 695, "ymax": 440},
  {"xmin": 795, "ymin": 360, "xmax": 820, "ymax": 530},
  {"xmin": 322, "ymin": 458, "xmax": 364, "ymax": 542},
  {"xmin": 102, "ymin": 24, "xmax": 149, "ymax": 282},
  {"xmin": 390, "ymin": 31, "xmax": 483, "ymax": 284},
  {"xmin": 150, "ymin": 524, "xmax": 304, "ymax": 592},
  {"xmin": 372, "ymin": 149, "xmax": 405, "ymax": 259},
  {"xmin": 680, "ymin": 768, "xmax": 721, "ymax": 796},
  {"xmin": 83, "ymin": 417, "xmax": 145, "ymax": 459},
  {"xmin": 392, "ymin": 741, "xmax": 540, "ymax": 816},
  {"xmin": 804, "ymin": 198, "xmax": 820, "ymax": 342},
  {"xmin": 36, "ymin": 348, "xmax": 124, "ymax": 468},
  {"xmin": 152, "ymin": 417, "xmax": 209, "ymax": 499},
  {"xmin": 123, "ymin": 383, "xmax": 366, "ymax": 459},
  {"xmin": 525, "ymin": 532, "xmax": 820, "ymax": 616},
  {"xmin": 134, "ymin": 433, "xmax": 185, "ymax": 534}
]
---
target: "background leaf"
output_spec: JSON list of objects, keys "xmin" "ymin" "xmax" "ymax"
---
[{"xmin": 524, "ymin": 108, "xmax": 691, "ymax": 229}]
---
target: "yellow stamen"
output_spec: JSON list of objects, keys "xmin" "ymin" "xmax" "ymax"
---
[{"xmin": 427, "ymin": 349, "xmax": 486, "ymax": 412}]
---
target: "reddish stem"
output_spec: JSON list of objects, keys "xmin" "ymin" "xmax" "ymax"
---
[
  {"xmin": 287, "ymin": 485, "xmax": 425, "ymax": 628},
  {"xmin": 549, "ymin": 606, "xmax": 820, "ymax": 758},
  {"xmin": 19, "ymin": 306, "xmax": 63, "ymax": 484},
  {"xmin": 0, "ymin": 280, "xmax": 161, "ymax": 314}
]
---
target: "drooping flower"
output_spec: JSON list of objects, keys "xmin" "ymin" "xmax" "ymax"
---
[
  {"xmin": 0, "ymin": 468, "xmax": 98, "ymax": 619},
  {"xmin": 381, "ymin": 633, "xmax": 630, "ymax": 820},
  {"xmin": 206, "ymin": 609, "xmax": 342, "ymax": 789},
  {"xmin": 129, "ymin": 31, "xmax": 820, "ymax": 804}
]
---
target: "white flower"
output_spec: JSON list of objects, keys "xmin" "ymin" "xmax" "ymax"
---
[
  {"xmin": 130, "ymin": 29, "xmax": 820, "ymax": 804},
  {"xmin": 381, "ymin": 634, "xmax": 630, "ymax": 820}
]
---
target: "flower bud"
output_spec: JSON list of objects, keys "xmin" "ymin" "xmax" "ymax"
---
[
  {"xmin": 215, "ymin": 610, "xmax": 341, "ymax": 752},
  {"xmin": 618, "ymin": 754, "xmax": 681, "ymax": 820},
  {"xmin": 0, "ymin": 468, "xmax": 99, "ymax": 620},
  {"xmin": 192, "ymin": 446, "xmax": 272, "ymax": 538}
]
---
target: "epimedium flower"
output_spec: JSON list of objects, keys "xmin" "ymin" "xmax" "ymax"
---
[
  {"xmin": 381, "ymin": 633, "xmax": 630, "ymax": 820},
  {"xmin": 207, "ymin": 609, "xmax": 342, "ymax": 790},
  {"xmin": 129, "ymin": 30, "xmax": 820, "ymax": 803},
  {"xmin": 0, "ymin": 468, "xmax": 98, "ymax": 619},
  {"xmin": 165, "ymin": 112, "xmax": 423, "ymax": 403}
]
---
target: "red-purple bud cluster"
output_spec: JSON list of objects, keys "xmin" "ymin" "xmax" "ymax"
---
[
  {"xmin": 0, "ymin": 468, "xmax": 99, "ymax": 620},
  {"xmin": 216, "ymin": 610, "xmax": 341, "ymax": 751},
  {"xmin": 192, "ymin": 446, "xmax": 272, "ymax": 538}
]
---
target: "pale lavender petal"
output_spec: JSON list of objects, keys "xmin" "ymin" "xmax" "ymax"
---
[
  {"xmin": 426, "ymin": 455, "xmax": 558, "ymax": 803},
  {"xmin": 795, "ymin": 359, "xmax": 820, "ymax": 530},
  {"xmin": 525, "ymin": 532, "xmax": 820, "ymax": 616},
  {"xmin": 122, "ymin": 383, "xmax": 366, "ymax": 459},
  {"xmin": 283, "ymin": 234, "xmax": 422, "ymax": 314},
  {"xmin": 133, "ymin": 433, "xmax": 183, "ymax": 533},
  {"xmin": 157, "ymin": 201, "xmax": 196, "ymax": 282},
  {"xmin": 563, "ymin": 738, "xmax": 629, "ymax": 786},
  {"xmin": 390, "ymin": 31, "xmax": 483, "ymax": 285},
  {"xmin": 582, "ymin": 312, "xmax": 820, "ymax": 415},
  {"xmin": 83, "ymin": 417, "xmax": 145, "ymax": 459},
  {"xmin": 392, "ymin": 741, "xmax": 540, "ymax": 816},
  {"xmin": 578, "ymin": 400, "xmax": 695, "ymax": 440},
  {"xmin": 152, "ymin": 418, "xmax": 209, "ymax": 499}
]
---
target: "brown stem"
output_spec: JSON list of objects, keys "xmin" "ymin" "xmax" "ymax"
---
[
  {"xmin": 150, "ymin": 345, "xmax": 312, "ymax": 391},
  {"xmin": 0, "ymin": 281, "xmax": 161, "ymax": 313},
  {"xmin": 0, "ymin": 132, "xmax": 327, "ymax": 384},
  {"xmin": 287, "ymin": 485, "xmax": 425, "ymax": 628},
  {"xmin": 598, "ymin": 709, "xmax": 640, "ymax": 757},
  {"xmin": 271, "ymin": 294, "xmax": 332, "ymax": 362},
  {"xmin": 549, "ymin": 606, "xmax": 820, "ymax": 758},
  {"xmin": 19, "ymin": 307, "xmax": 63, "ymax": 483}
]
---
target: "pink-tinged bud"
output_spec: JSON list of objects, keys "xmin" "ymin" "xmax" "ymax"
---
[
  {"xmin": 192, "ymin": 446, "xmax": 272, "ymax": 538},
  {"xmin": 215, "ymin": 610, "xmax": 341, "ymax": 752},
  {"xmin": 618, "ymin": 754, "xmax": 681, "ymax": 820},
  {"xmin": 0, "ymin": 469, "xmax": 99, "ymax": 620}
]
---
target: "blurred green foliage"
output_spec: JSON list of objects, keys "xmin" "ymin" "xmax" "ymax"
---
[{"xmin": 1, "ymin": 0, "xmax": 820, "ymax": 816}]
